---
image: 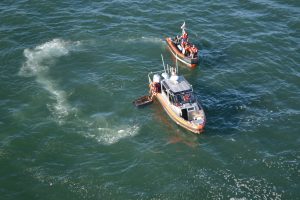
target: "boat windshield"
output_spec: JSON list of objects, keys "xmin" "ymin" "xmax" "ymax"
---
[{"xmin": 176, "ymin": 92, "xmax": 196, "ymax": 104}]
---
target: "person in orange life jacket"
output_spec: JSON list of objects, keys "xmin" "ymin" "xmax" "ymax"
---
[
  {"xmin": 180, "ymin": 30, "xmax": 189, "ymax": 54},
  {"xmin": 184, "ymin": 44, "xmax": 191, "ymax": 56},
  {"xmin": 190, "ymin": 45, "xmax": 198, "ymax": 58},
  {"xmin": 179, "ymin": 30, "xmax": 188, "ymax": 44},
  {"xmin": 181, "ymin": 31, "xmax": 188, "ymax": 42},
  {"xmin": 180, "ymin": 32, "xmax": 188, "ymax": 48},
  {"xmin": 181, "ymin": 40, "xmax": 187, "ymax": 54}
]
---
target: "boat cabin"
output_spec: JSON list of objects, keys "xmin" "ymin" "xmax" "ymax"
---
[{"xmin": 160, "ymin": 75, "xmax": 202, "ymax": 121}]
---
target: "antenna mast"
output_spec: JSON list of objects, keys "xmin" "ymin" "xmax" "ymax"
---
[
  {"xmin": 161, "ymin": 54, "xmax": 166, "ymax": 72},
  {"xmin": 175, "ymin": 54, "xmax": 178, "ymax": 74}
]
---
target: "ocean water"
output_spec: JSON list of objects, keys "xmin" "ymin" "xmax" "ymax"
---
[{"xmin": 0, "ymin": 0, "xmax": 299, "ymax": 199}]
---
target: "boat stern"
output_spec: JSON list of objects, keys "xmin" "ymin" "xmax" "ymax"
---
[{"xmin": 190, "ymin": 110, "xmax": 206, "ymax": 133}]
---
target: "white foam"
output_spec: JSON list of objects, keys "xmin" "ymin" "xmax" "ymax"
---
[
  {"xmin": 140, "ymin": 36, "xmax": 164, "ymax": 44},
  {"xmin": 124, "ymin": 36, "xmax": 164, "ymax": 44},
  {"xmin": 19, "ymin": 39, "xmax": 80, "ymax": 124},
  {"xmin": 43, "ymin": 78, "xmax": 70, "ymax": 124},
  {"xmin": 19, "ymin": 39, "xmax": 139, "ymax": 143},
  {"xmin": 19, "ymin": 39, "xmax": 74, "ymax": 77},
  {"xmin": 85, "ymin": 123, "xmax": 139, "ymax": 145},
  {"xmin": 193, "ymin": 168, "xmax": 283, "ymax": 199},
  {"xmin": 96, "ymin": 125, "xmax": 139, "ymax": 145}
]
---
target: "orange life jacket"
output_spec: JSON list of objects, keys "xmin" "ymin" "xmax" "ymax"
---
[
  {"xmin": 191, "ymin": 46, "xmax": 198, "ymax": 53},
  {"xmin": 182, "ymin": 32, "xmax": 188, "ymax": 39},
  {"xmin": 181, "ymin": 41, "xmax": 187, "ymax": 47}
]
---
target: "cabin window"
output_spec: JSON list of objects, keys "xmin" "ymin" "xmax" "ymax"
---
[
  {"xmin": 188, "ymin": 107, "xmax": 195, "ymax": 111},
  {"xmin": 172, "ymin": 95, "xmax": 176, "ymax": 104},
  {"xmin": 180, "ymin": 92, "xmax": 196, "ymax": 103},
  {"xmin": 176, "ymin": 94, "xmax": 183, "ymax": 103},
  {"xmin": 169, "ymin": 94, "xmax": 176, "ymax": 104},
  {"xmin": 169, "ymin": 94, "xmax": 172, "ymax": 103}
]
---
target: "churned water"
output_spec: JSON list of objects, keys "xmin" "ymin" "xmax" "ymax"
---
[{"xmin": 0, "ymin": 0, "xmax": 299, "ymax": 199}]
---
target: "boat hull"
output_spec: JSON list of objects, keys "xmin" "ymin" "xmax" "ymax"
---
[
  {"xmin": 155, "ymin": 93, "xmax": 205, "ymax": 134},
  {"xmin": 133, "ymin": 95, "xmax": 152, "ymax": 107},
  {"xmin": 166, "ymin": 37, "xmax": 198, "ymax": 68}
]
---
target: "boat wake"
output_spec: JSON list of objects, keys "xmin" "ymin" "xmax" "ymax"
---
[
  {"xmin": 19, "ymin": 39, "xmax": 140, "ymax": 144},
  {"xmin": 81, "ymin": 113, "xmax": 140, "ymax": 145},
  {"xmin": 140, "ymin": 36, "xmax": 164, "ymax": 44},
  {"xmin": 19, "ymin": 38, "xmax": 81, "ymax": 124},
  {"xmin": 95, "ymin": 125, "xmax": 139, "ymax": 145}
]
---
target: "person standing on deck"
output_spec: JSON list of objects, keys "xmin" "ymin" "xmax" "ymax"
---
[
  {"xmin": 190, "ymin": 45, "xmax": 198, "ymax": 58},
  {"xmin": 180, "ymin": 21, "xmax": 189, "ymax": 53}
]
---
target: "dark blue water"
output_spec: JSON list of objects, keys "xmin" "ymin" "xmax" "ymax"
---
[{"xmin": 1, "ymin": 0, "xmax": 299, "ymax": 199}]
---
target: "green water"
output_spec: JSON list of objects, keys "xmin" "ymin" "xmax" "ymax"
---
[{"xmin": 1, "ymin": 0, "xmax": 299, "ymax": 199}]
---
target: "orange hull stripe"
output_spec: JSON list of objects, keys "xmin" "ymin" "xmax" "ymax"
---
[
  {"xmin": 166, "ymin": 38, "xmax": 197, "ymax": 68},
  {"xmin": 156, "ymin": 93, "xmax": 203, "ymax": 133}
]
